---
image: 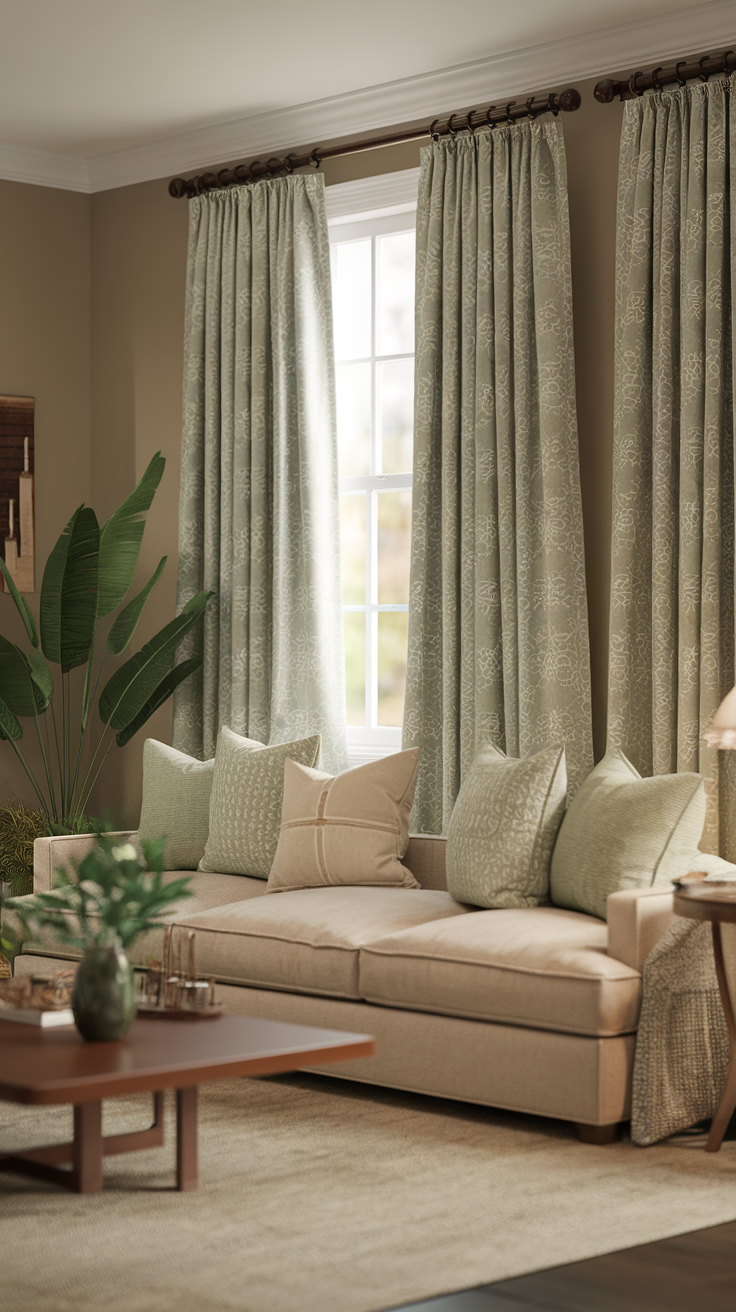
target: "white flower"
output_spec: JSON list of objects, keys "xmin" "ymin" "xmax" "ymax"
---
[{"xmin": 111, "ymin": 844, "xmax": 138, "ymax": 863}]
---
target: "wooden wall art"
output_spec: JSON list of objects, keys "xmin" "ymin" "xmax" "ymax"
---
[{"xmin": 0, "ymin": 396, "xmax": 35, "ymax": 593}]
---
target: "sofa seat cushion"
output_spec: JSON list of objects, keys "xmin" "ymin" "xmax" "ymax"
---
[
  {"xmin": 359, "ymin": 907, "xmax": 642, "ymax": 1037},
  {"xmin": 173, "ymin": 887, "xmax": 473, "ymax": 999}
]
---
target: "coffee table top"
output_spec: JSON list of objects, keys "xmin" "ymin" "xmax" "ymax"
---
[{"xmin": 0, "ymin": 1014, "xmax": 374, "ymax": 1106}]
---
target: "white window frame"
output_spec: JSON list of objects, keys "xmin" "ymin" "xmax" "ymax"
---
[{"xmin": 328, "ymin": 174, "xmax": 418, "ymax": 766}]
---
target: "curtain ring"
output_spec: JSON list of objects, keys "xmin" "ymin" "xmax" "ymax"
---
[
  {"xmin": 310, "ymin": 149, "xmax": 322, "ymax": 169},
  {"xmin": 724, "ymin": 50, "xmax": 736, "ymax": 74},
  {"xmin": 249, "ymin": 160, "xmax": 264, "ymax": 181},
  {"xmin": 651, "ymin": 66, "xmax": 664, "ymax": 91},
  {"xmin": 699, "ymin": 55, "xmax": 712, "ymax": 82},
  {"xmin": 466, "ymin": 109, "xmax": 477, "ymax": 135},
  {"xmin": 485, "ymin": 105, "xmax": 497, "ymax": 130},
  {"xmin": 447, "ymin": 114, "xmax": 457, "ymax": 139},
  {"xmin": 267, "ymin": 158, "xmax": 282, "ymax": 176},
  {"xmin": 283, "ymin": 154, "xmax": 297, "ymax": 175},
  {"xmin": 629, "ymin": 70, "xmax": 645, "ymax": 97},
  {"xmin": 429, "ymin": 118, "xmax": 441, "ymax": 141},
  {"xmin": 525, "ymin": 96, "xmax": 536, "ymax": 119},
  {"xmin": 674, "ymin": 60, "xmax": 688, "ymax": 87},
  {"xmin": 505, "ymin": 101, "xmax": 516, "ymax": 124}
]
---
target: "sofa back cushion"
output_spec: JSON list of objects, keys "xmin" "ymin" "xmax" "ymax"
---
[
  {"xmin": 446, "ymin": 744, "xmax": 567, "ymax": 908},
  {"xmin": 550, "ymin": 749, "xmax": 705, "ymax": 921},
  {"xmin": 138, "ymin": 739, "xmax": 214, "ymax": 870},
  {"xmin": 199, "ymin": 727, "xmax": 321, "ymax": 879},
  {"xmin": 267, "ymin": 751, "xmax": 420, "ymax": 892}
]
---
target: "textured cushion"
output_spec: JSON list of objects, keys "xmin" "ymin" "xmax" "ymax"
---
[
  {"xmin": 199, "ymin": 727, "xmax": 321, "ymax": 879},
  {"xmin": 550, "ymin": 749, "xmax": 706, "ymax": 921},
  {"xmin": 446, "ymin": 744, "xmax": 567, "ymax": 908},
  {"xmin": 267, "ymin": 751, "xmax": 420, "ymax": 893},
  {"xmin": 359, "ymin": 907, "xmax": 642, "ymax": 1037},
  {"xmin": 137, "ymin": 739, "xmax": 214, "ymax": 870},
  {"xmin": 173, "ymin": 886, "xmax": 472, "ymax": 999}
]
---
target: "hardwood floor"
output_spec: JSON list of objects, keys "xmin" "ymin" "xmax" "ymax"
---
[{"xmin": 397, "ymin": 1218, "xmax": 736, "ymax": 1311}]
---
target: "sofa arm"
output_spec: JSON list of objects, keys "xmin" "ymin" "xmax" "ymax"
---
[
  {"xmin": 33, "ymin": 831, "xmax": 136, "ymax": 893},
  {"xmin": 607, "ymin": 887, "xmax": 675, "ymax": 972}
]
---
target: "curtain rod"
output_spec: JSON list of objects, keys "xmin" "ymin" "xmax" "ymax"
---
[
  {"xmin": 168, "ymin": 87, "xmax": 581, "ymax": 199},
  {"xmin": 595, "ymin": 46, "xmax": 736, "ymax": 103}
]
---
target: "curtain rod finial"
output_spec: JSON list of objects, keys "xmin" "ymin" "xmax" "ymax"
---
[
  {"xmin": 594, "ymin": 79, "xmax": 619, "ymax": 104},
  {"xmin": 559, "ymin": 88, "xmax": 582, "ymax": 112}
]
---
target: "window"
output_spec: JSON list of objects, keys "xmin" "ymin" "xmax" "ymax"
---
[{"xmin": 329, "ymin": 206, "xmax": 417, "ymax": 765}]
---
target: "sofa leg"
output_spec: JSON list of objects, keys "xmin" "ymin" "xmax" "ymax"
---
[{"xmin": 576, "ymin": 1122, "xmax": 623, "ymax": 1145}]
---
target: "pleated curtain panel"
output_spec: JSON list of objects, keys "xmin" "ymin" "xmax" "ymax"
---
[
  {"xmin": 172, "ymin": 174, "xmax": 348, "ymax": 774},
  {"xmin": 608, "ymin": 78, "xmax": 736, "ymax": 857},
  {"xmin": 403, "ymin": 122, "xmax": 594, "ymax": 834}
]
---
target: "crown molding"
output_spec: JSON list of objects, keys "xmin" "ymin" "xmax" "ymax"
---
[
  {"xmin": 0, "ymin": 140, "xmax": 88, "ymax": 192},
  {"xmin": 1, "ymin": 0, "xmax": 734, "ymax": 195}
]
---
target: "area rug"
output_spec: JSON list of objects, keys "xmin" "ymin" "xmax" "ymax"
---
[{"xmin": 2, "ymin": 1072, "xmax": 736, "ymax": 1312}]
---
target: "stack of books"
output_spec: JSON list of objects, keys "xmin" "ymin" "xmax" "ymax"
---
[{"xmin": 0, "ymin": 969, "xmax": 75, "ymax": 1026}]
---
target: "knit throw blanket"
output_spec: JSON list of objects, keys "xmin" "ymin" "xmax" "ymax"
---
[{"xmin": 632, "ymin": 918, "xmax": 731, "ymax": 1145}]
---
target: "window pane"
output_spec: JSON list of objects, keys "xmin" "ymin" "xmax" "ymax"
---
[
  {"xmin": 377, "ymin": 230, "xmax": 415, "ymax": 356},
  {"xmin": 340, "ymin": 493, "xmax": 366, "ymax": 604},
  {"xmin": 344, "ymin": 612, "xmax": 366, "ymax": 727},
  {"xmin": 336, "ymin": 362, "xmax": 371, "ymax": 476},
  {"xmin": 379, "ymin": 358, "xmax": 414, "ymax": 474},
  {"xmin": 334, "ymin": 240, "xmax": 371, "ymax": 361},
  {"xmin": 377, "ymin": 490, "xmax": 412, "ymax": 604},
  {"xmin": 377, "ymin": 611, "xmax": 408, "ymax": 727}
]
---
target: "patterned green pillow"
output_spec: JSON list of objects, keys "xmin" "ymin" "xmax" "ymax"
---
[
  {"xmin": 446, "ymin": 744, "xmax": 567, "ymax": 909},
  {"xmin": 550, "ymin": 749, "xmax": 705, "ymax": 920},
  {"xmin": 199, "ymin": 726, "xmax": 321, "ymax": 879}
]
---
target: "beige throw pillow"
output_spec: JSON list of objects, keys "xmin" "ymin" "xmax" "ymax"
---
[
  {"xmin": 267, "ymin": 750, "xmax": 420, "ymax": 892},
  {"xmin": 137, "ymin": 739, "xmax": 214, "ymax": 870},
  {"xmin": 445, "ymin": 743, "xmax": 567, "ymax": 909},
  {"xmin": 199, "ymin": 727, "xmax": 321, "ymax": 879},
  {"xmin": 550, "ymin": 748, "xmax": 706, "ymax": 920}
]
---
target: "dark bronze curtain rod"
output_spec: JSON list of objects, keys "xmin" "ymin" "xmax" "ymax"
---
[
  {"xmin": 595, "ymin": 46, "xmax": 736, "ymax": 103},
  {"xmin": 168, "ymin": 87, "xmax": 581, "ymax": 199}
]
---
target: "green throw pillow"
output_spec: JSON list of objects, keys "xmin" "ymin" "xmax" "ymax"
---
[
  {"xmin": 549, "ymin": 748, "xmax": 706, "ymax": 920},
  {"xmin": 446, "ymin": 743, "xmax": 567, "ymax": 909},
  {"xmin": 137, "ymin": 739, "xmax": 215, "ymax": 870},
  {"xmin": 199, "ymin": 726, "xmax": 321, "ymax": 878}
]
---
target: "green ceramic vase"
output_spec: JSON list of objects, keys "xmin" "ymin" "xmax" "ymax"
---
[{"xmin": 72, "ymin": 940, "xmax": 136, "ymax": 1042}]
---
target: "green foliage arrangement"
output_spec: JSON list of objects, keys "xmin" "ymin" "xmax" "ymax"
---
[
  {"xmin": 5, "ymin": 835, "xmax": 193, "ymax": 953},
  {"xmin": 0, "ymin": 453, "xmax": 212, "ymax": 830},
  {"xmin": 0, "ymin": 799, "xmax": 47, "ymax": 897}
]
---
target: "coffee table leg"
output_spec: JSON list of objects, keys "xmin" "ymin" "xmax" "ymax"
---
[
  {"xmin": 176, "ymin": 1086, "xmax": 197, "ymax": 1190},
  {"xmin": 706, "ymin": 922, "xmax": 736, "ymax": 1153},
  {"xmin": 72, "ymin": 1101, "xmax": 103, "ymax": 1192}
]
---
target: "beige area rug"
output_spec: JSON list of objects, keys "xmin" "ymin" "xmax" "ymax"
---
[{"xmin": 2, "ymin": 1073, "xmax": 736, "ymax": 1312}]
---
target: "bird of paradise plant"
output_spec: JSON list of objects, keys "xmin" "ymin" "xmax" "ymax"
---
[{"xmin": 0, "ymin": 452, "xmax": 211, "ymax": 831}]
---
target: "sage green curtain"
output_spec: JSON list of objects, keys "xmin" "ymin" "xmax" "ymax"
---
[
  {"xmin": 403, "ymin": 122, "xmax": 593, "ymax": 834},
  {"xmin": 172, "ymin": 174, "xmax": 347, "ymax": 773},
  {"xmin": 608, "ymin": 78, "xmax": 736, "ymax": 857}
]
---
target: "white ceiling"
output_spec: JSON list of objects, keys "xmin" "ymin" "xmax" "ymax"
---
[{"xmin": 0, "ymin": 0, "xmax": 732, "ymax": 191}]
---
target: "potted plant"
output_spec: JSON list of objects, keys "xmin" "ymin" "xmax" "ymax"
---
[
  {"xmin": 5, "ymin": 836, "xmax": 193, "ymax": 1040},
  {"xmin": 0, "ymin": 451, "xmax": 212, "ymax": 833}
]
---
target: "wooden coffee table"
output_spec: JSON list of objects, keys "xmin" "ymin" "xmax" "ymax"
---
[
  {"xmin": 0, "ymin": 1013, "xmax": 373, "ymax": 1192},
  {"xmin": 674, "ymin": 879, "xmax": 736, "ymax": 1152}
]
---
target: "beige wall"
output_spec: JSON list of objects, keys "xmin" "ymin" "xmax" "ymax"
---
[
  {"xmin": 0, "ymin": 180, "xmax": 91, "ymax": 811},
  {"xmin": 0, "ymin": 73, "xmax": 624, "ymax": 826}
]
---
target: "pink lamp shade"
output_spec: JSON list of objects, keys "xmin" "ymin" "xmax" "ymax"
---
[{"xmin": 705, "ymin": 686, "xmax": 736, "ymax": 749}]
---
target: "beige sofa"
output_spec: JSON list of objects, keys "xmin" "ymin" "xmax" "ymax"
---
[{"xmin": 20, "ymin": 831, "xmax": 676, "ymax": 1141}]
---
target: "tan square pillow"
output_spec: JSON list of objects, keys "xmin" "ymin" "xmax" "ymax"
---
[
  {"xmin": 267, "ymin": 749, "xmax": 420, "ymax": 892},
  {"xmin": 199, "ymin": 727, "xmax": 321, "ymax": 878}
]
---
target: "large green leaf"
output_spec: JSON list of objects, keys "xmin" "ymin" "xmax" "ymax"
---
[
  {"xmin": 115, "ymin": 656, "xmax": 203, "ymax": 747},
  {"xmin": 98, "ymin": 591, "xmax": 212, "ymax": 732},
  {"xmin": 0, "ymin": 635, "xmax": 44, "ymax": 716},
  {"xmin": 26, "ymin": 648, "xmax": 54, "ymax": 709},
  {"xmin": 97, "ymin": 452, "xmax": 165, "ymax": 618},
  {"xmin": 0, "ymin": 692, "xmax": 23, "ymax": 742},
  {"xmin": 0, "ymin": 556, "xmax": 38, "ymax": 648},
  {"xmin": 40, "ymin": 506, "xmax": 100, "ymax": 672},
  {"xmin": 106, "ymin": 556, "xmax": 167, "ymax": 656}
]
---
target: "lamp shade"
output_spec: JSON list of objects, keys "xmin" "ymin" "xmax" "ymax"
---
[{"xmin": 705, "ymin": 686, "xmax": 736, "ymax": 749}]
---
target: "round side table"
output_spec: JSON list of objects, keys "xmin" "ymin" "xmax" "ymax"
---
[{"xmin": 673, "ymin": 880, "xmax": 736, "ymax": 1152}]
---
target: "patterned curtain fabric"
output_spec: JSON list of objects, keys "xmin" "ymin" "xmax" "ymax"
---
[
  {"xmin": 403, "ymin": 122, "xmax": 593, "ymax": 834},
  {"xmin": 172, "ymin": 174, "xmax": 347, "ymax": 774},
  {"xmin": 608, "ymin": 78, "xmax": 736, "ymax": 857}
]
